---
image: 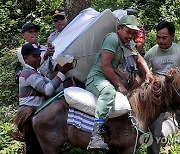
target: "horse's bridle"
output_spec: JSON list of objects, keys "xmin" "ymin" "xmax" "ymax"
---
[{"xmin": 129, "ymin": 71, "xmax": 180, "ymax": 154}]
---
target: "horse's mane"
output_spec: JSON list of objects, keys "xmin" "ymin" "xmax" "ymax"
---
[
  {"xmin": 129, "ymin": 68, "xmax": 180, "ymax": 122},
  {"xmin": 167, "ymin": 68, "xmax": 180, "ymax": 90},
  {"xmin": 166, "ymin": 68, "xmax": 180, "ymax": 108},
  {"xmin": 128, "ymin": 75, "xmax": 168, "ymax": 122}
]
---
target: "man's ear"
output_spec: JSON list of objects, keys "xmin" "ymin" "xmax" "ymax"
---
[
  {"xmin": 116, "ymin": 26, "xmax": 120, "ymax": 33},
  {"xmin": 23, "ymin": 55, "xmax": 28, "ymax": 62},
  {"xmin": 22, "ymin": 33, "xmax": 25, "ymax": 39},
  {"xmin": 117, "ymin": 25, "xmax": 123, "ymax": 32}
]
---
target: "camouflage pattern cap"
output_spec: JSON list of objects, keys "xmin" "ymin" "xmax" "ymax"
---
[
  {"xmin": 118, "ymin": 15, "xmax": 139, "ymax": 31},
  {"xmin": 52, "ymin": 8, "xmax": 65, "ymax": 17}
]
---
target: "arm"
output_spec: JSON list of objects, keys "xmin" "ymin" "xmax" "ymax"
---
[
  {"xmin": 25, "ymin": 69, "xmax": 66, "ymax": 97},
  {"xmin": 137, "ymin": 53, "xmax": 154, "ymax": 82},
  {"xmin": 44, "ymin": 41, "xmax": 55, "ymax": 60},
  {"xmin": 101, "ymin": 51, "xmax": 128, "ymax": 95}
]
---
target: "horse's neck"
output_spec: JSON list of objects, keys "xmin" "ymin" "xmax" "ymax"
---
[{"xmin": 129, "ymin": 81, "xmax": 167, "ymax": 131}]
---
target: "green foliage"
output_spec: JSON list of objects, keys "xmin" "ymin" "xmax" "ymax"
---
[
  {"xmin": 91, "ymin": 0, "xmax": 136, "ymax": 12},
  {"xmin": 0, "ymin": 0, "xmax": 63, "ymax": 50},
  {"xmin": 0, "ymin": 105, "xmax": 24, "ymax": 153},
  {"xmin": 0, "ymin": 49, "xmax": 19, "ymax": 105},
  {"xmin": 144, "ymin": 30, "xmax": 156, "ymax": 52},
  {"xmin": 0, "ymin": 0, "xmax": 180, "ymax": 153}
]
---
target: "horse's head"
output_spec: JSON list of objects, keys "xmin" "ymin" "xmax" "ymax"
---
[
  {"xmin": 129, "ymin": 68, "xmax": 179, "ymax": 127},
  {"xmin": 165, "ymin": 68, "xmax": 180, "ymax": 109}
]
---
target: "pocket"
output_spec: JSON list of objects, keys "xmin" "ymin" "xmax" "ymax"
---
[
  {"xmin": 85, "ymin": 77, "xmax": 94, "ymax": 88},
  {"xmin": 85, "ymin": 77, "xmax": 100, "ymax": 96},
  {"xmin": 94, "ymin": 77, "xmax": 112, "ymax": 92}
]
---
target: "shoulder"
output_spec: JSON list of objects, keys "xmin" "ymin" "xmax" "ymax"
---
[
  {"xmin": 48, "ymin": 30, "xmax": 59, "ymax": 42},
  {"xmin": 105, "ymin": 32, "xmax": 119, "ymax": 41},
  {"xmin": 103, "ymin": 32, "xmax": 119, "ymax": 46},
  {"xmin": 20, "ymin": 68, "xmax": 36, "ymax": 80},
  {"xmin": 39, "ymin": 44, "xmax": 47, "ymax": 51},
  {"xmin": 144, "ymin": 44, "xmax": 158, "ymax": 60},
  {"xmin": 172, "ymin": 43, "xmax": 180, "ymax": 53},
  {"xmin": 49, "ymin": 30, "xmax": 57, "ymax": 36}
]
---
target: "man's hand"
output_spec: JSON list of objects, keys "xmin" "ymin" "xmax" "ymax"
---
[
  {"xmin": 57, "ymin": 62, "xmax": 74, "ymax": 74},
  {"xmin": 146, "ymin": 72, "xmax": 154, "ymax": 83},
  {"xmin": 118, "ymin": 86, "xmax": 128, "ymax": 95},
  {"xmin": 44, "ymin": 42, "xmax": 54, "ymax": 60}
]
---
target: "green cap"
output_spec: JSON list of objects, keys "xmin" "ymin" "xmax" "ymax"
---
[{"xmin": 117, "ymin": 15, "xmax": 139, "ymax": 31}]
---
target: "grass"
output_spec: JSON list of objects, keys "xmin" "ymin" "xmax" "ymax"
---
[{"xmin": 0, "ymin": 104, "xmax": 179, "ymax": 154}]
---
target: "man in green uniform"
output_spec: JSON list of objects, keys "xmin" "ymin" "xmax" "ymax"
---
[
  {"xmin": 85, "ymin": 15, "xmax": 153, "ymax": 150},
  {"xmin": 145, "ymin": 21, "xmax": 180, "ymax": 154}
]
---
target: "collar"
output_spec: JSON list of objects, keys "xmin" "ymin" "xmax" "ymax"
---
[
  {"xmin": 24, "ymin": 64, "xmax": 41, "ymax": 74},
  {"xmin": 158, "ymin": 42, "xmax": 173, "ymax": 52},
  {"xmin": 25, "ymin": 41, "xmax": 40, "ymax": 48},
  {"xmin": 121, "ymin": 40, "xmax": 138, "ymax": 58},
  {"xmin": 55, "ymin": 29, "xmax": 61, "ymax": 34},
  {"xmin": 24, "ymin": 64, "xmax": 36, "ymax": 70}
]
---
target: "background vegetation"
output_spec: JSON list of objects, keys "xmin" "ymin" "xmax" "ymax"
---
[{"xmin": 0, "ymin": 0, "xmax": 179, "ymax": 153}]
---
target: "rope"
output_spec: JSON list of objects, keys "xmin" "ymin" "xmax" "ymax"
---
[
  {"xmin": 75, "ymin": 53, "xmax": 97, "ymax": 59},
  {"xmin": 128, "ymin": 111, "xmax": 152, "ymax": 154},
  {"xmin": 34, "ymin": 91, "xmax": 64, "ymax": 115},
  {"xmin": 172, "ymin": 84, "xmax": 180, "ymax": 97},
  {"xmin": 133, "ymin": 127, "xmax": 139, "ymax": 154}
]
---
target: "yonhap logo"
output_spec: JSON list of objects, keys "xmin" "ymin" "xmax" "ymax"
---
[
  {"xmin": 139, "ymin": 134, "xmax": 180, "ymax": 147},
  {"xmin": 139, "ymin": 134, "xmax": 153, "ymax": 147}
]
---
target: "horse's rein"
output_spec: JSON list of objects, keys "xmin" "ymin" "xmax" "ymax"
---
[{"xmin": 128, "ymin": 111, "xmax": 152, "ymax": 154}]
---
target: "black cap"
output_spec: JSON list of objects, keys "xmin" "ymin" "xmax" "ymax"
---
[
  {"xmin": 21, "ymin": 43, "xmax": 41, "ymax": 56},
  {"xmin": 21, "ymin": 22, "xmax": 40, "ymax": 33}
]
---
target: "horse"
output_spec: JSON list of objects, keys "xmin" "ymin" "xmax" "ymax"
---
[{"xmin": 11, "ymin": 68, "xmax": 180, "ymax": 154}]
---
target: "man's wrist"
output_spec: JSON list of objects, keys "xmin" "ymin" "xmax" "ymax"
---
[{"xmin": 57, "ymin": 72, "xmax": 66, "ymax": 81}]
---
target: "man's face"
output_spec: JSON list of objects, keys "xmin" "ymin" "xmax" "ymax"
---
[
  {"xmin": 117, "ymin": 26, "xmax": 136, "ymax": 44},
  {"xmin": 22, "ymin": 28, "xmax": 38, "ymax": 43},
  {"xmin": 53, "ymin": 15, "xmax": 68, "ymax": 32},
  {"xmin": 156, "ymin": 27, "xmax": 173, "ymax": 49},
  {"xmin": 24, "ymin": 54, "xmax": 41, "ymax": 69}
]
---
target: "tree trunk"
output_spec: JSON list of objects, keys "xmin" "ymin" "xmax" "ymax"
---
[{"xmin": 63, "ymin": 0, "xmax": 91, "ymax": 21}]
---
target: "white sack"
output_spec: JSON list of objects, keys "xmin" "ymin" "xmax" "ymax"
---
[
  {"xmin": 52, "ymin": 8, "xmax": 116, "ymax": 83},
  {"xmin": 64, "ymin": 87, "xmax": 131, "ymax": 118}
]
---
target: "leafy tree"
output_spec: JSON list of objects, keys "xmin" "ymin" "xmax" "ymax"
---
[{"xmin": 0, "ymin": 0, "xmax": 180, "ymax": 153}]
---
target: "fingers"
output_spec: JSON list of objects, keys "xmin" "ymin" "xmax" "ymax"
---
[
  {"xmin": 118, "ymin": 86, "xmax": 128, "ymax": 95},
  {"xmin": 57, "ymin": 62, "xmax": 74, "ymax": 74},
  {"xmin": 46, "ymin": 46, "xmax": 54, "ymax": 56},
  {"xmin": 146, "ymin": 73, "xmax": 154, "ymax": 83}
]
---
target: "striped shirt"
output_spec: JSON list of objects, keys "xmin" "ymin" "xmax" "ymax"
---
[{"xmin": 19, "ymin": 64, "xmax": 64, "ymax": 106}]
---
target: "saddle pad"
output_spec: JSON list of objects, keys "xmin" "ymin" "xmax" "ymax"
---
[
  {"xmin": 64, "ymin": 87, "xmax": 131, "ymax": 118},
  {"xmin": 67, "ymin": 107, "xmax": 95, "ymax": 133}
]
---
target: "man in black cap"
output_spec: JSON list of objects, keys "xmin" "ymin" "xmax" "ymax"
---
[
  {"xmin": 19, "ymin": 42, "xmax": 72, "ymax": 107},
  {"xmin": 14, "ymin": 42, "xmax": 73, "ymax": 154},
  {"xmin": 17, "ymin": 22, "xmax": 57, "ymax": 78}
]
